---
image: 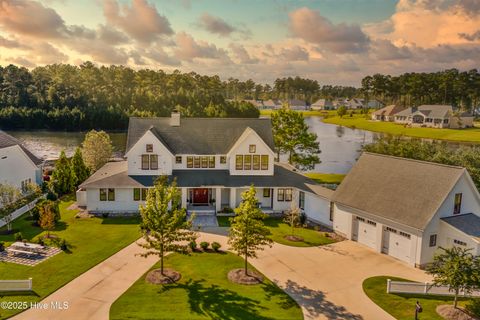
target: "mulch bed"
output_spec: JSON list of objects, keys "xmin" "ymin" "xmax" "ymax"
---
[
  {"xmin": 145, "ymin": 268, "xmax": 181, "ymax": 284},
  {"xmin": 227, "ymin": 268, "xmax": 264, "ymax": 285},
  {"xmin": 437, "ymin": 305, "xmax": 478, "ymax": 320},
  {"xmin": 284, "ymin": 235, "xmax": 304, "ymax": 242}
]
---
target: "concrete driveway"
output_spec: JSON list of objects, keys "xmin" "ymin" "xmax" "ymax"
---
[{"xmin": 13, "ymin": 230, "xmax": 429, "ymax": 320}]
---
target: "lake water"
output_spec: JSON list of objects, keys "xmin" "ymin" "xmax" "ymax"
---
[{"xmin": 7, "ymin": 118, "xmax": 378, "ymax": 174}]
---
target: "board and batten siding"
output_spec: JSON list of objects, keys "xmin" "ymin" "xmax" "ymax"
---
[{"xmin": 0, "ymin": 145, "xmax": 40, "ymax": 189}]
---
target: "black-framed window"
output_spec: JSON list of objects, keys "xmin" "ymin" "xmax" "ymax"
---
[
  {"xmin": 194, "ymin": 156, "xmax": 201, "ymax": 168},
  {"xmin": 263, "ymin": 188, "xmax": 270, "ymax": 198},
  {"xmin": 220, "ymin": 156, "xmax": 226, "ymax": 164},
  {"xmin": 429, "ymin": 234, "xmax": 437, "ymax": 247},
  {"xmin": 187, "ymin": 156, "xmax": 193, "ymax": 168},
  {"xmin": 253, "ymin": 155, "xmax": 260, "ymax": 170},
  {"xmin": 299, "ymin": 191, "xmax": 305, "ymax": 209},
  {"xmin": 141, "ymin": 154, "xmax": 149, "ymax": 170},
  {"xmin": 235, "ymin": 155, "xmax": 243, "ymax": 170},
  {"xmin": 133, "ymin": 188, "xmax": 140, "ymax": 201},
  {"xmin": 244, "ymin": 155, "xmax": 252, "ymax": 170},
  {"xmin": 285, "ymin": 188, "xmax": 292, "ymax": 201},
  {"xmin": 141, "ymin": 188, "xmax": 148, "ymax": 200},
  {"xmin": 208, "ymin": 156, "xmax": 215, "ymax": 168},
  {"xmin": 150, "ymin": 155, "xmax": 158, "ymax": 170},
  {"xmin": 133, "ymin": 188, "xmax": 148, "ymax": 201},
  {"xmin": 175, "ymin": 156, "xmax": 182, "ymax": 164},
  {"xmin": 277, "ymin": 188, "xmax": 285, "ymax": 201},
  {"xmin": 146, "ymin": 144, "xmax": 153, "ymax": 152},
  {"xmin": 454, "ymin": 193, "xmax": 462, "ymax": 214},
  {"xmin": 249, "ymin": 144, "xmax": 256, "ymax": 153},
  {"xmin": 108, "ymin": 188, "xmax": 115, "ymax": 201},
  {"xmin": 261, "ymin": 155, "xmax": 268, "ymax": 170},
  {"xmin": 99, "ymin": 188, "xmax": 107, "ymax": 201}
]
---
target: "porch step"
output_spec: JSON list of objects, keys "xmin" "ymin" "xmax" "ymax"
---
[{"xmin": 188, "ymin": 214, "xmax": 219, "ymax": 228}]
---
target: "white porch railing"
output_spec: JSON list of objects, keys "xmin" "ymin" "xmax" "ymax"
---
[
  {"xmin": 0, "ymin": 196, "xmax": 43, "ymax": 228},
  {"xmin": 0, "ymin": 278, "xmax": 32, "ymax": 291},
  {"xmin": 387, "ymin": 279, "xmax": 480, "ymax": 297}
]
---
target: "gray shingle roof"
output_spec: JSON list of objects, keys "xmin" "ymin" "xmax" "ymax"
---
[
  {"xmin": 126, "ymin": 117, "xmax": 275, "ymax": 155},
  {"xmin": 372, "ymin": 105, "xmax": 405, "ymax": 117},
  {"xmin": 332, "ymin": 152, "xmax": 465, "ymax": 230},
  {"xmin": 442, "ymin": 214, "xmax": 480, "ymax": 241},
  {"xmin": 395, "ymin": 105, "xmax": 453, "ymax": 119},
  {"xmin": 0, "ymin": 130, "xmax": 42, "ymax": 165}
]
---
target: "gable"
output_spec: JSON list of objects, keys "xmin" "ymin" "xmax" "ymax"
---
[{"xmin": 227, "ymin": 127, "xmax": 274, "ymax": 156}]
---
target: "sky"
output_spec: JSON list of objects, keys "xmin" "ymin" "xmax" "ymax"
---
[{"xmin": 0, "ymin": 0, "xmax": 479, "ymax": 86}]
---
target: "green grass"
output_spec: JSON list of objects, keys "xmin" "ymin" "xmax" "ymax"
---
[
  {"xmin": 363, "ymin": 276, "xmax": 468, "ymax": 320},
  {"xmin": 260, "ymin": 109, "xmax": 337, "ymax": 117},
  {"xmin": 0, "ymin": 196, "xmax": 140, "ymax": 319},
  {"xmin": 304, "ymin": 172, "xmax": 346, "ymax": 184},
  {"xmin": 110, "ymin": 252, "xmax": 302, "ymax": 320},
  {"xmin": 216, "ymin": 217, "xmax": 336, "ymax": 247},
  {"xmin": 323, "ymin": 114, "xmax": 480, "ymax": 143}
]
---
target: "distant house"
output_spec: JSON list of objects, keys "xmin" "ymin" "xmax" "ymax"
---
[
  {"xmin": 371, "ymin": 105, "xmax": 406, "ymax": 121},
  {"xmin": 311, "ymin": 99, "xmax": 335, "ymax": 110},
  {"xmin": 243, "ymin": 99, "xmax": 264, "ymax": 109},
  {"xmin": 366, "ymin": 99, "xmax": 384, "ymax": 109},
  {"xmin": 394, "ymin": 105, "xmax": 474, "ymax": 129},
  {"xmin": 0, "ymin": 131, "xmax": 43, "ymax": 191},
  {"xmin": 286, "ymin": 99, "xmax": 308, "ymax": 110},
  {"xmin": 347, "ymin": 98, "xmax": 364, "ymax": 109},
  {"xmin": 263, "ymin": 99, "xmax": 282, "ymax": 109}
]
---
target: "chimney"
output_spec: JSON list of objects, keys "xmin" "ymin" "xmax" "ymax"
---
[{"xmin": 170, "ymin": 109, "xmax": 180, "ymax": 126}]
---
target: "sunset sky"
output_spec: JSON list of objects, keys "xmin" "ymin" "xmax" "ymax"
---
[{"xmin": 0, "ymin": 0, "xmax": 479, "ymax": 85}]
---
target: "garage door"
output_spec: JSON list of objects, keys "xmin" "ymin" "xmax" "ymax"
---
[
  {"xmin": 382, "ymin": 227, "xmax": 411, "ymax": 263},
  {"xmin": 352, "ymin": 216, "xmax": 377, "ymax": 249}
]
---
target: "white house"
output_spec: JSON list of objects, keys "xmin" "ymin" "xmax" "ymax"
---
[
  {"xmin": 285, "ymin": 99, "xmax": 308, "ymax": 110},
  {"xmin": 332, "ymin": 152, "xmax": 480, "ymax": 267},
  {"xmin": 371, "ymin": 105, "xmax": 405, "ymax": 121},
  {"xmin": 311, "ymin": 99, "xmax": 335, "ymax": 110},
  {"xmin": 78, "ymin": 113, "xmax": 332, "ymax": 224},
  {"xmin": 0, "ymin": 131, "xmax": 43, "ymax": 191},
  {"xmin": 394, "ymin": 105, "xmax": 474, "ymax": 129}
]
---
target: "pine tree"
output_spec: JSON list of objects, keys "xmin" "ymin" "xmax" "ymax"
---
[
  {"xmin": 71, "ymin": 147, "xmax": 90, "ymax": 187},
  {"xmin": 50, "ymin": 150, "xmax": 75, "ymax": 195}
]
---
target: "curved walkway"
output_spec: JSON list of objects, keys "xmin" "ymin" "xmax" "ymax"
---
[{"xmin": 14, "ymin": 230, "xmax": 429, "ymax": 320}]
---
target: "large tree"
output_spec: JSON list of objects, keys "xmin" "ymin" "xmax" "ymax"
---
[
  {"xmin": 138, "ymin": 176, "xmax": 197, "ymax": 276},
  {"xmin": 71, "ymin": 147, "xmax": 90, "ymax": 187},
  {"xmin": 50, "ymin": 150, "xmax": 76, "ymax": 195},
  {"xmin": 427, "ymin": 247, "xmax": 480, "ymax": 308},
  {"xmin": 0, "ymin": 184, "xmax": 21, "ymax": 231},
  {"xmin": 271, "ymin": 108, "xmax": 320, "ymax": 170},
  {"xmin": 228, "ymin": 186, "xmax": 273, "ymax": 275},
  {"xmin": 81, "ymin": 130, "xmax": 113, "ymax": 172}
]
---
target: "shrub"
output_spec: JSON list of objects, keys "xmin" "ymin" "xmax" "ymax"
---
[
  {"xmin": 46, "ymin": 190, "xmax": 58, "ymax": 201},
  {"xmin": 59, "ymin": 238, "xmax": 68, "ymax": 251},
  {"xmin": 466, "ymin": 299, "xmax": 480, "ymax": 317},
  {"xmin": 0, "ymin": 242, "xmax": 4, "ymax": 251},
  {"xmin": 37, "ymin": 237, "xmax": 45, "ymax": 246},
  {"xmin": 200, "ymin": 241, "xmax": 209, "ymax": 251},
  {"xmin": 221, "ymin": 207, "xmax": 234, "ymax": 214},
  {"xmin": 189, "ymin": 240, "xmax": 197, "ymax": 252},
  {"xmin": 14, "ymin": 232, "xmax": 23, "ymax": 241},
  {"xmin": 211, "ymin": 242, "xmax": 221, "ymax": 252},
  {"xmin": 101, "ymin": 212, "xmax": 109, "ymax": 218},
  {"xmin": 299, "ymin": 212, "xmax": 307, "ymax": 225}
]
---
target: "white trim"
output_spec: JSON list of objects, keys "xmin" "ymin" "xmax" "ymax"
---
[
  {"xmin": 226, "ymin": 127, "xmax": 274, "ymax": 157},
  {"xmin": 125, "ymin": 129, "xmax": 174, "ymax": 158}
]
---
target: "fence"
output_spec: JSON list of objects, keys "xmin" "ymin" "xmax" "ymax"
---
[
  {"xmin": 0, "ymin": 279, "xmax": 32, "ymax": 292},
  {"xmin": 387, "ymin": 279, "xmax": 480, "ymax": 297},
  {"xmin": 0, "ymin": 196, "xmax": 43, "ymax": 228}
]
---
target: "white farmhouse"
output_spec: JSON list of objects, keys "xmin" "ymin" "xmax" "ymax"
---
[
  {"xmin": 0, "ymin": 131, "xmax": 43, "ymax": 191},
  {"xmin": 332, "ymin": 152, "xmax": 480, "ymax": 267},
  {"xmin": 394, "ymin": 105, "xmax": 474, "ymax": 128},
  {"xmin": 78, "ymin": 113, "xmax": 332, "ymax": 224}
]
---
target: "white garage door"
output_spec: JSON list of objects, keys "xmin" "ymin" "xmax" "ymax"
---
[
  {"xmin": 382, "ymin": 227, "xmax": 411, "ymax": 263},
  {"xmin": 352, "ymin": 216, "xmax": 377, "ymax": 249}
]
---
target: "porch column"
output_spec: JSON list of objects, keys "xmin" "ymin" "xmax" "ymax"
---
[
  {"xmin": 229, "ymin": 188, "xmax": 236, "ymax": 209},
  {"xmin": 181, "ymin": 188, "xmax": 187, "ymax": 209},
  {"xmin": 215, "ymin": 188, "xmax": 222, "ymax": 211}
]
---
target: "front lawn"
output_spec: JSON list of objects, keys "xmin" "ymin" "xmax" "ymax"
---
[
  {"xmin": 304, "ymin": 172, "xmax": 346, "ymax": 184},
  {"xmin": 363, "ymin": 276, "xmax": 468, "ymax": 320},
  {"xmin": 323, "ymin": 115, "xmax": 480, "ymax": 143},
  {"xmin": 216, "ymin": 217, "xmax": 337, "ymax": 247},
  {"xmin": 0, "ymin": 196, "xmax": 140, "ymax": 319},
  {"xmin": 110, "ymin": 252, "xmax": 302, "ymax": 320}
]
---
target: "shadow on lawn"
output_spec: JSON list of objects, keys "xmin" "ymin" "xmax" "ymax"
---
[
  {"xmin": 160, "ymin": 279, "xmax": 275, "ymax": 320},
  {"xmin": 283, "ymin": 280, "xmax": 364, "ymax": 320},
  {"xmin": 0, "ymin": 290, "xmax": 39, "ymax": 297}
]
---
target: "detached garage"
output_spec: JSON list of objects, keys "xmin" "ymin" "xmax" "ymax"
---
[
  {"xmin": 352, "ymin": 216, "xmax": 377, "ymax": 249},
  {"xmin": 382, "ymin": 226, "xmax": 412, "ymax": 263}
]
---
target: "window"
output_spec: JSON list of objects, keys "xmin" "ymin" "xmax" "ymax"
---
[
  {"xmin": 299, "ymin": 191, "xmax": 305, "ymax": 209},
  {"xmin": 443, "ymin": 119, "xmax": 449, "ymax": 124},
  {"xmin": 146, "ymin": 144, "xmax": 153, "ymax": 152},
  {"xmin": 208, "ymin": 156, "xmax": 215, "ymax": 168},
  {"xmin": 201, "ymin": 156, "xmax": 208, "ymax": 168},
  {"xmin": 141, "ymin": 155, "xmax": 149, "ymax": 170},
  {"xmin": 386, "ymin": 227, "xmax": 397, "ymax": 233},
  {"xmin": 263, "ymin": 188, "xmax": 271, "ymax": 197},
  {"xmin": 399, "ymin": 231, "xmax": 411, "ymax": 239},
  {"xmin": 277, "ymin": 188, "xmax": 285, "ymax": 201},
  {"xmin": 244, "ymin": 155, "xmax": 252, "ymax": 170},
  {"xmin": 220, "ymin": 156, "xmax": 226, "ymax": 164},
  {"xmin": 454, "ymin": 193, "xmax": 462, "ymax": 214},
  {"xmin": 176, "ymin": 156, "xmax": 182, "ymax": 164},
  {"xmin": 150, "ymin": 155, "xmax": 158, "ymax": 170},
  {"xmin": 141, "ymin": 188, "xmax": 148, "ymax": 200},
  {"xmin": 194, "ymin": 156, "xmax": 200, "ymax": 168},
  {"xmin": 253, "ymin": 155, "xmax": 260, "ymax": 170},
  {"xmin": 367, "ymin": 220, "xmax": 377, "ymax": 226},
  {"xmin": 429, "ymin": 234, "xmax": 437, "ymax": 247},
  {"xmin": 285, "ymin": 188, "xmax": 293, "ymax": 201},
  {"xmin": 261, "ymin": 155, "xmax": 269, "ymax": 170},
  {"xmin": 356, "ymin": 216, "xmax": 365, "ymax": 222},
  {"xmin": 454, "ymin": 239, "xmax": 467, "ymax": 246},
  {"xmin": 99, "ymin": 188, "xmax": 107, "ymax": 201},
  {"xmin": 329, "ymin": 202, "xmax": 334, "ymax": 221},
  {"xmin": 249, "ymin": 144, "xmax": 256, "ymax": 153},
  {"xmin": 187, "ymin": 156, "xmax": 193, "ymax": 168},
  {"xmin": 133, "ymin": 188, "xmax": 140, "ymax": 201},
  {"xmin": 108, "ymin": 188, "xmax": 115, "ymax": 201},
  {"xmin": 235, "ymin": 155, "xmax": 243, "ymax": 170}
]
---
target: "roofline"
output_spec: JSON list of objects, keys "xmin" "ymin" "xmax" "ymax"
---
[{"xmin": 362, "ymin": 152, "xmax": 466, "ymax": 170}]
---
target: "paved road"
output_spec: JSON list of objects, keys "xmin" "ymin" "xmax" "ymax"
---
[{"xmin": 13, "ymin": 230, "xmax": 429, "ymax": 320}]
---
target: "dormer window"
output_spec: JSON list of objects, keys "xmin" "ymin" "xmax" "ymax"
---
[
  {"xmin": 454, "ymin": 193, "xmax": 462, "ymax": 214},
  {"xmin": 220, "ymin": 156, "xmax": 226, "ymax": 164},
  {"xmin": 176, "ymin": 156, "xmax": 182, "ymax": 164},
  {"xmin": 249, "ymin": 145, "xmax": 256, "ymax": 153},
  {"xmin": 141, "ymin": 154, "xmax": 158, "ymax": 170},
  {"xmin": 146, "ymin": 144, "xmax": 153, "ymax": 152}
]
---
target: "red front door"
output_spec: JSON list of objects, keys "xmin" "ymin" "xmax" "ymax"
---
[{"xmin": 193, "ymin": 188, "xmax": 209, "ymax": 204}]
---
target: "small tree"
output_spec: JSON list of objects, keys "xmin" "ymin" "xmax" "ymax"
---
[
  {"xmin": 50, "ymin": 151, "xmax": 76, "ymax": 196},
  {"xmin": 82, "ymin": 130, "xmax": 113, "ymax": 172},
  {"xmin": 138, "ymin": 176, "xmax": 196, "ymax": 275},
  {"xmin": 228, "ymin": 186, "xmax": 273, "ymax": 275},
  {"xmin": 38, "ymin": 201, "xmax": 57, "ymax": 238},
  {"xmin": 0, "ymin": 184, "xmax": 21, "ymax": 232},
  {"xmin": 427, "ymin": 247, "xmax": 480, "ymax": 308},
  {"xmin": 284, "ymin": 199, "xmax": 302, "ymax": 237},
  {"xmin": 337, "ymin": 106, "xmax": 347, "ymax": 118},
  {"xmin": 71, "ymin": 147, "xmax": 90, "ymax": 187}
]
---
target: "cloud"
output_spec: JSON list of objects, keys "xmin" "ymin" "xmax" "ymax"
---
[
  {"xmin": 288, "ymin": 7, "xmax": 370, "ymax": 53},
  {"xmin": 198, "ymin": 13, "xmax": 235, "ymax": 37},
  {"xmin": 371, "ymin": 39, "xmax": 412, "ymax": 60},
  {"xmin": 458, "ymin": 30, "xmax": 480, "ymax": 41},
  {"xmin": 229, "ymin": 43, "xmax": 259, "ymax": 64},
  {"xmin": 9, "ymin": 57, "xmax": 36, "ymax": 68},
  {"xmin": 33, "ymin": 42, "xmax": 68, "ymax": 64},
  {"xmin": 143, "ymin": 47, "xmax": 181, "ymax": 66},
  {"xmin": 103, "ymin": 0, "xmax": 173, "ymax": 43},
  {"xmin": 280, "ymin": 46, "xmax": 309, "ymax": 61},
  {"xmin": 174, "ymin": 32, "xmax": 231, "ymax": 62},
  {"xmin": 0, "ymin": 35, "xmax": 29, "ymax": 49},
  {"xmin": 97, "ymin": 24, "xmax": 129, "ymax": 45}
]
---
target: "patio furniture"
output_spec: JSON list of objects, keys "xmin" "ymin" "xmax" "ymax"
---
[{"xmin": 7, "ymin": 242, "xmax": 44, "ymax": 257}]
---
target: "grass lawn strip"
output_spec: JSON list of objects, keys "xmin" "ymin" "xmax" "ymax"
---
[
  {"xmin": 363, "ymin": 276, "xmax": 468, "ymax": 320},
  {"xmin": 0, "ymin": 196, "xmax": 140, "ymax": 319},
  {"xmin": 110, "ymin": 252, "xmax": 303, "ymax": 320},
  {"xmin": 304, "ymin": 172, "xmax": 345, "ymax": 184}
]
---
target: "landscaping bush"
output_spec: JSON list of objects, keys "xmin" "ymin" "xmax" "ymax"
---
[
  {"xmin": 299, "ymin": 212, "xmax": 307, "ymax": 225},
  {"xmin": 0, "ymin": 241, "xmax": 4, "ymax": 252},
  {"xmin": 46, "ymin": 190, "xmax": 58, "ymax": 201},
  {"xmin": 37, "ymin": 237, "xmax": 45, "ymax": 246},
  {"xmin": 60, "ymin": 238, "xmax": 68, "ymax": 251},
  {"xmin": 221, "ymin": 207, "xmax": 234, "ymax": 214},
  {"xmin": 189, "ymin": 240, "xmax": 197, "ymax": 252},
  {"xmin": 14, "ymin": 232, "xmax": 23, "ymax": 241},
  {"xmin": 102, "ymin": 212, "xmax": 109, "ymax": 218},
  {"xmin": 466, "ymin": 299, "xmax": 480, "ymax": 317},
  {"xmin": 200, "ymin": 241, "xmax": 209, "ymax": 251},
  {"xmin": 211, "ymin": 242, "xmax": 221, "ymax": 252}
]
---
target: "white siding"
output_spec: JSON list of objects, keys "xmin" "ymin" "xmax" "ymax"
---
[
  {"xmin": 438, "ymin": 222, "xmax": 480, "ymax": 256},
  {"xmin": 333, "ymin": 203, "xmax": 353, "ymax": 238},
  {"xmin": 86, "ymin": 188, "xmax": 141, "ymax": 213},
  {"xmin": 0, "ymin": 145, "xmax": 39, "ymax": 189},
  {"xmin": 304, "ymin": 193, "xmax": 332, "ymax": 227}
]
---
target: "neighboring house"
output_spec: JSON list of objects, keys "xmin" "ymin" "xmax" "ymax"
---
[
  {"xmin": 311, "ymin": 99, "xmax": 335, "ymax": 110},
  {"xmin": 347, "ymin": 98, "xmax": 364, "ymax": 109},
  {"xmin": 371, "ymin": 105, "xmax": 406, "ymax": 121},
  {"xmin": 0, "ymin": 131, "xmax": 43, "ymax": 191},
  {"xmin": 285, "ymin": 99, "xmax": 308, "ymax": 110},
  {"xmin": 263, "ymin": 99, "xmax": 281, "ymax": 109},
  {"xmin": 78, "ymin": 113, "xmax": 332, "ymax": 225},
  {"xmin": 394, "ymin": 105, "xmax": 474, "ymax": 128},
  {"xmin": 332, "ymin": 152, "xmax": 480, "ymax": 267},
  {"xmin": 366, "ymin": 99, "xmax": 384, "ymax": 109},
  {"xmin": 243, "ymin": 99, "xmax": 264, "ymax": 109}
]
